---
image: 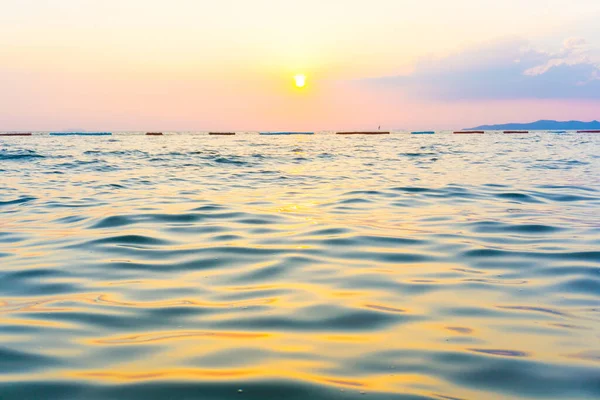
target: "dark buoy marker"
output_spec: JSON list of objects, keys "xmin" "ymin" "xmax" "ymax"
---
[{"xmin": 0, "ymin": 132, "xmax": 32, "ymax": 136}]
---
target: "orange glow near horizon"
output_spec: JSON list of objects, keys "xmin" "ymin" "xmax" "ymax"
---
[{"xmin": 1, "ymin": 1, "xmax": 599, "ymax": 130}]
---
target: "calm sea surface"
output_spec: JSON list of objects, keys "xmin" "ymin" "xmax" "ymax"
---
[{"xmin": 1, "ymin": 132, "xmax": 599, "ymax": 399}]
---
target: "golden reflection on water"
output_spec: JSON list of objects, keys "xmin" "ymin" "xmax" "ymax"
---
[
  {"xmin": 0, "ymin": 293, "xmax": 281, "ymax": 314},
  {"xmin": 73, "ymin": 368, "xmax": 258, "ymax": 381},
  {"xmin": 70, "ymin": 365, "xmax": 441, "ymax": 394},
  {"xmin": 92, "ymin": 331, "xmax": 272, "ymax": 345}
]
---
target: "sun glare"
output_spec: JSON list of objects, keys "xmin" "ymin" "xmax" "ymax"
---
[{"xmin": 294, "ymin": 74, "xmax": 306, "ymax": 88}]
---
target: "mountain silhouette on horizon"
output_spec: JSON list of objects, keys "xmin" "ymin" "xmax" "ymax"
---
[{"xmin": 465, "ymin": 120, "xmax": 600, "ymax": 131}]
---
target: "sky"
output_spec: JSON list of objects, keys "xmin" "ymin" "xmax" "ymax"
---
[{"xmin": 1, "ymin": 0, "xmax": 600, "ymax": 131}]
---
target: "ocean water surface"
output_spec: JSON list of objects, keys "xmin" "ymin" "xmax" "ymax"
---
[{"xmin": 1, "ymin": 132, "xmax": 599, "ymax": 399}]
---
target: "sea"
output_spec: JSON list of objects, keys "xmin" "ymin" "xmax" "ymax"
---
[{"xmin": 1, "ymin": 131, "xmax": 599, "ymax": 399}]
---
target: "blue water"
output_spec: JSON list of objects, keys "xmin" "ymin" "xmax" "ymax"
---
[{"xmin": 1, "ymin": 132, "xmax": 599, "ymax": 400}]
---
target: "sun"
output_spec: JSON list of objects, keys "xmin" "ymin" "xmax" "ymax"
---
[{"xmin": 294, "ymin": 74, "xmax": 306, "ymax": 88}]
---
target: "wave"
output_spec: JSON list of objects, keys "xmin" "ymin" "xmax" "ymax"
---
[{"xmin": 1, "ymin": 133, "xmax": 599, "ymax": 399}]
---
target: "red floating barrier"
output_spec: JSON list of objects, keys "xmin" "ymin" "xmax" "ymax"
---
[
  {"xmin": 146, "ymin": 132, "xmax": 163, "ymax": 136},
  {"xmin": 0, "ymin": 132, "xmax": 32, "ymax": 136},
  {"xmin": 504, "ymin": 130, "xmax": 529, "ymax": 134},
  {"xmin": 209, "ymin": 132, "xmax": 235, "ymax": 135},
  {"xmin": 576, "ymin": 130, "xmax": 600, "ymax": 133}
]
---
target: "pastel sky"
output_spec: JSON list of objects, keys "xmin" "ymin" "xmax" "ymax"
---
[{"xmin": 1, "ymin": 0, "xmax": 600, "ymax": 130}]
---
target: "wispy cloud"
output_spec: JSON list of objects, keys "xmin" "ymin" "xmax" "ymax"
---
[{"xmin": 364, "ymin": 38, "xmax": 600, "ymax": 100}]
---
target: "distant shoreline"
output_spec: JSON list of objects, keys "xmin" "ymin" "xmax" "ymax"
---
[{"xmin": 465, "ymin": 119, "xmax": 600, "ymax": 131}]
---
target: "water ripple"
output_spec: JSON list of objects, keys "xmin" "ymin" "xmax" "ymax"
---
[{"xmin": 1, "ymin": 133, "xmax": 599, "ymax": 399}]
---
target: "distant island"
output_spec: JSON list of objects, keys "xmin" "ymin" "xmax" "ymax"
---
[{"xmin": 465, "ymin": 120, "xmax": 600, "ymax": 131}]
